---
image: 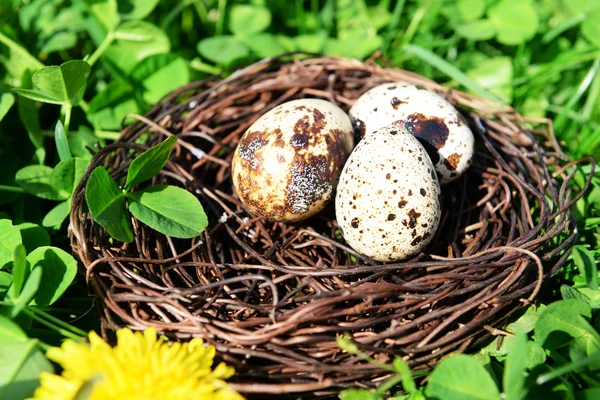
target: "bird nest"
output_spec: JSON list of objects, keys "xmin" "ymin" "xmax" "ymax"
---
[{"xmin": 69, "ymin": 55, "xmax": 592, "ymax": 396}]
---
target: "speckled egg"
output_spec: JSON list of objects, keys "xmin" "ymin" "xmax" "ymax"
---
[
  {"xmin": 349, "ymin": 82, "xmax": 474, "ymax": 185},
  {"xmin": 232, "ymin": 98, "xmax": 354, "ymax": 222},
  {"xmin": 335, "ymin": 126, "xmax": 441, "ymax": 262}
]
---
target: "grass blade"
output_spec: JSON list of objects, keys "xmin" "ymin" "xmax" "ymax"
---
[{"xmin": 404, "ymin": 44, "xmax": 503, "ymax": 102}]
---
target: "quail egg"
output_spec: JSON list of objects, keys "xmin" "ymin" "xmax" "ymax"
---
[
  {"xmin": 232, "ymin": 98, "xmax": 354, "ymax": 222},
  {"xmin": 336, "ymin": 125, "xmax": 441, "ymax": 262},
  {"xmin": 349, "ymin": 82, "xmax": 474, "ymax": 184}
]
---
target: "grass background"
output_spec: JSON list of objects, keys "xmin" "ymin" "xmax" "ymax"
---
[{"xmin": 1, "ymin": 0, "xmax": 600, "ymax": 399}]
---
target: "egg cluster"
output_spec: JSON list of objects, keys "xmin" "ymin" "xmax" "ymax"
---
[{"xmin": 231, "ymin": 83, "xmax": 475, "ymax": 262}]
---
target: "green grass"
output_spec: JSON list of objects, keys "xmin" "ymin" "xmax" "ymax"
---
[{"xmin": 1, "ymin": 0, "xmax": 600, "ymax": 399}]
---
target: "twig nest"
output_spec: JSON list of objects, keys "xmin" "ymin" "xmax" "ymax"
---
[
  {"xmin": 231, "ymin": 98, "xmax": 354, "ymax": 221},
  {"xmin": 70, "ymin": 56, "xmax": 586, "ymax": 396},
  {"xmin": 349, "ymin": 82, "xmax": 475, "ymax": 184},
  {"xmin": 336, "ymin": 125, "xmax": 441, "ymax": 261}
]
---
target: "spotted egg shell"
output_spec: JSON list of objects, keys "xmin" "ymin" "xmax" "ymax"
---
[
  {"xmin": 349, "ymin": 82, "xmax": 474, "ymax": 185},
  {"xmin": 335, "ymin": 125, "xmax": 441, "ymax": 262},
  {"xmin": 232, "ymin": 98, "xmax": 354, "ymax": 222}
]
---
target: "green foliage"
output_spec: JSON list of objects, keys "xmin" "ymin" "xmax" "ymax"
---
[
  {"xmin": 86, "ymin": 137, "xmax": 208, "ymax": 242},
  {"xmin": 13, "ymin": 60, "xmax": 90, "ymax": 106},
  {"xmin": 1, "ymin": 0, "xmax": 600, "ymax": 397},
  {"xmin": 127, "ymin": 185, "xmax": 208, "ymax": 238},
  {"xmin": 124, "ymin": 135, "xmax": 176, "ymax": 190},
  {"xmin": 0, "ymin": 316, "xmax": 53, "ymax": 400},
  {"xmin": 85, "ymin": 166, "xmax": 133, "ymax": 242}
]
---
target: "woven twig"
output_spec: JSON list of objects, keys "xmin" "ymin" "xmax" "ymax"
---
[{"xmin": 69, "ymin": 55, "xmax": 594, "ymax": 396}]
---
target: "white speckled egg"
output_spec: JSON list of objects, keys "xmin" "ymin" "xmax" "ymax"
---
[
  {"xmin": 335, "ymin": 126, "xmax": 441, "ymax": 262},
  {"xmin": 232, "ymin": 98, "xmax": 354, "ymax": 222},
  {"xmin": 349, "ymin": 82, "xmax": 474, "ymax": 184}
]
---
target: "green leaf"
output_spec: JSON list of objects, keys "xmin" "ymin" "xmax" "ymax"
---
[
  {"xmin": 0, "ymin": 92, "xmax": 15, "ymax": 122},
  {"xmin": 0, "ymin": 220, "xmax": 22, "ymax": 270},
  {"xmin": 572, "ymin": 246, "xmax": 598, "ymax": 289},
  {"xmin": 324, "ymin": 32, "xmax": 382, "ymax": 59},
  {"xmin": 467, "ymin": 56, "xmax": 513, "ymax": 103},
  {"xmin": 9, "ymin": 266, "xmax": 42, "ymax": 318},
  {"xmin": 367, "ymin": 6, "xmax": 392, "ymax": 30},
  {"xmin": 0, "ymin": 318, "xmax": 53, "ymax": 400},
  {"xmin": 25, "ymin": 246, "xmax": 77, "ymax": 306},
  {"xmin": 12, "ymin": 88, "xmax": 65, "ymax": 105},
  {"xmin": 118, "ymin": 0, "xmax": 159, "ymax": 19},
  {"xmin": 521, "ymin": 96, "xmax": 549, "ymax": 118},
  {"xmin": 339, "ymin": 388, "xmax": 382, "ymax": 400},
  {"xmin": 16, "ymin": 223, "xmax": 50, "ymax": 253},
  {"xmin": 130, "ymin": 54, "xmax": 190, "ymax": 104},
  {"xmin": 54, "ymin": 120, "xmax": 72, "ymax": 162},
  {"xmin": 506, "ymin": 306, "xmax": 544, "ymax": 334},
  {"xmin": 86, "ymin": 167, "xmax": 133, "ymax": 243},
  {"xmin": 42, "ymin": 201, "xmax": 71, "ymax": 228},
  {"xmin": 561, "ymin": 285, "xmax": 591, "ymax": 303},
  {"xmin": 0, "ymin": 32, "xmax": 44, "ymax": 87},
  {"xmin": 124, "ymin": 136, "xmax": 177, "ymax": 191},
  {"xmin": 16, "ymin": 70, "xmax": 44, "ymax": 153},
  {"xmin": 503, "ymin": 331, "xmax": 528, "ymax": 400},
  {"xmin": 15, "ymin": 165, "xmax": 66, "ymax": 201},
  {"xmin": 86, "ymin": 79, "xmax": 140, "ymax": 130},
  {"xmin": 84, "ymin": 0, "xmax": 118, "ymax": 33},
  {"xmin": 456, "ymin": 20, "xmax": 496, "ymax": 41},
  {"xmin": 40, "ymin": 31, "xmax": 78, "ymax": 54},
  {"xmin": 582, "ymin": 9, "xmax": 600, "ymax": 48},
  {"xmin": 197, "ymin": 36, "xmax": 250, "ymax": 66},
  {"xmin": 0, "ymin": 316, "xmax": 27, "ymax": 342},
  {"xmin": 241, "ymin": 33, "xmax": 288, "ymax": 58},
  {"xmin": 229, "ymin": 5, "xmax": 272, "ymax": 36},
  {"xmin": 534, "ymin": 299, "xmax": 598, "ymax": 350},
  {"xmin": 6, "ymin": 245, "xmax": 26, "ymax": 303},
  {"xmin": 105, "ymin": 21, "xmax": 170, "ymax": 73},
  {"xmin": 0, "ymin": 272, "xmax": 13, "ymax": 297},
  {"xmin": 425, "ymin": 354, "xmax": 501, "ymax": 400},
  {"xmin": 294, "ymin": 33, "xmax": 328, "ymax": 53},
  {"xmin": 50, "ymin": 157, "xmax": 88, "ymax": 198},
  {"xmin": 488, "ymin": 0, "xmax": 539, "ymax": 46},
  {"xmin": 27, "ymin": 60, "xmax": 91, "ymax": 106},
  {"xmin": 456, "ymin": 0, "xmax": 486, "ymax": 22},
  {"xmin": 127, "ymin": 185, "xmax": 207, "ymax": 238},
  {"xmin": 525, "ymin": 341, "xmax": 547, "ymax": 369}
]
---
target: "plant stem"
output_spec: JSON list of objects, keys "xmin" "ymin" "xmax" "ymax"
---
[
  {"xmin": 375, "ymin": 374, "xmax": 405, "ymax": 396},
  {"xmin": 216, "ymin": 0, "xmax": 226, "ymax": 36},
  {"xmin": 190, "ymin": 58, "xmax": 222, "ymax": 75},
  {"xmin": 79, "ymin": 99, "xmax": 90, "ymax": 113},
  {"xmin": 0, "ymin": 185, "xmax": 26, "ymax": 193},
  {"xmin": 23, "ymin": 308, "xmax": 84, "ymax": 342},
  {"xmin": 399, "ymin": 0, "xmax": 432, "ymax": 49},
  {"xmin": 87, "ymin": 32, "xmax": 114, "ymax": 67},
  {"xmin": 95, "ymin": 130, "xmax": 121, "ymax": 140},
  {"xmin": 63, "ymin": 104, "xmax": 72, "ymax": 135},
  {"xmin": 29, "ymin": 307, "xmax": 88, "ymax": 337},
  {"xmin": 0, "ymin": 31, "xmax": 44, "ymax": 71},
  {"xmin": 537, "ymin": 351, "xmax": 600, "ymax": 385}
]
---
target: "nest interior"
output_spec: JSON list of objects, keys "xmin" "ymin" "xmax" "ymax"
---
[{"xmin": 70, "ymin": 55, "xmax": 590, "ymax": 395}]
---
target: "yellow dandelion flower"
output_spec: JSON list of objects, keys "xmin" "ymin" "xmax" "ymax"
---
[{"xmin": 30, "ymin": 328, "xmax": 244, "ymax": 400}]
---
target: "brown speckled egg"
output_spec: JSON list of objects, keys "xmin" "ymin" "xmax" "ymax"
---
[
  {"xmin": 232, "ymin": 98, "xmax": 354, "ymax": 222},
  {"xmin": 335, "ymin": 126, "xmax": 441, "ymax": 262},
  {"xmin": 349, "ymin": 82, "xmax": 474, "ymax": 185}
]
